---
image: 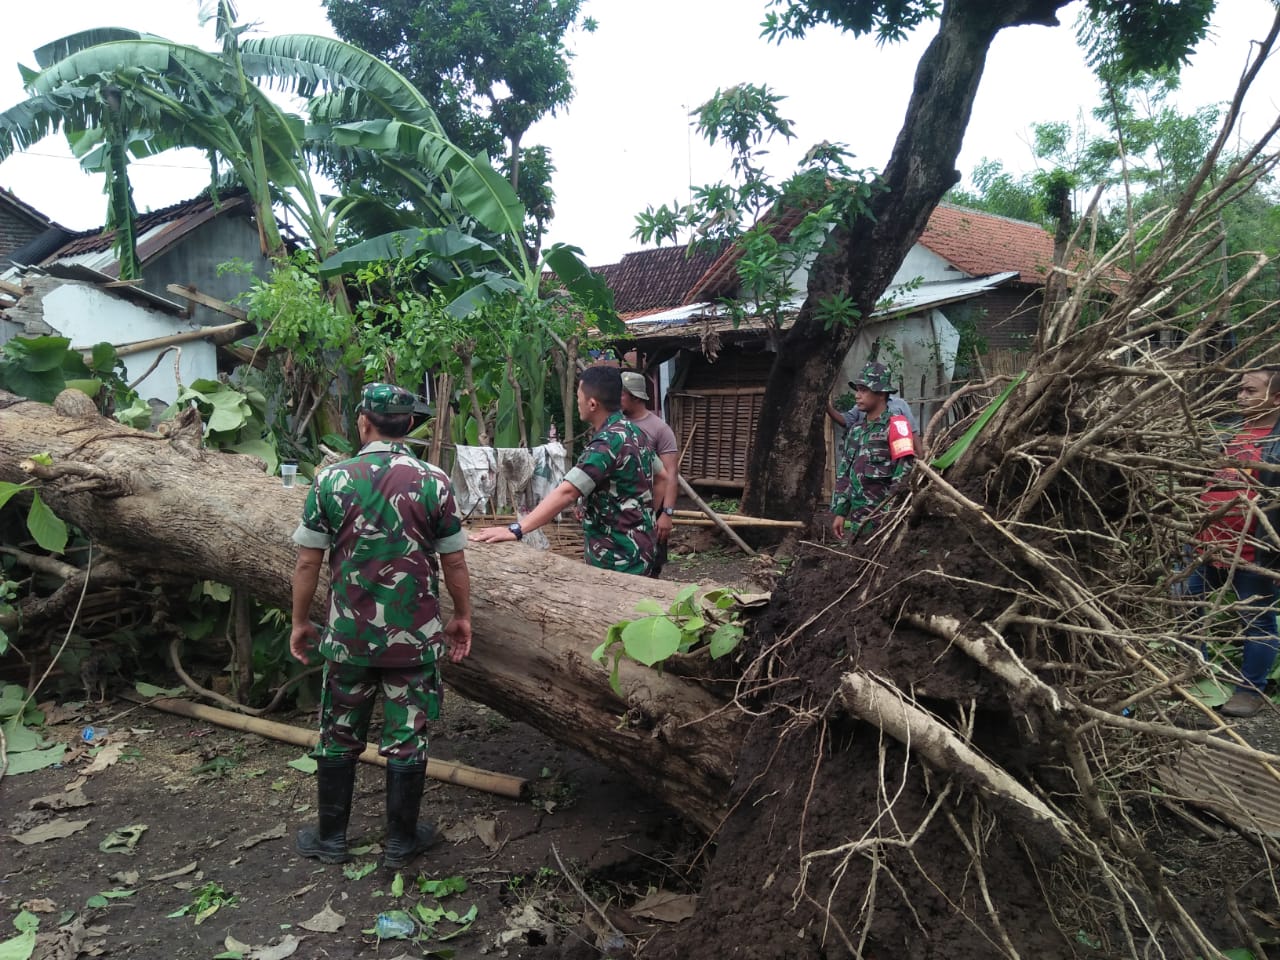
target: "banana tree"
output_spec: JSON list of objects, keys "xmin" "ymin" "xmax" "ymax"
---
[{"xmin": 0, "ymin": 2, "xmax": 483, "ymax": 273}]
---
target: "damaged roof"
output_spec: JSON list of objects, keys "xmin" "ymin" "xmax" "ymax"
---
[{"xmin": 40, "ymin": 188, "xmax": 254, "ymax": 278}]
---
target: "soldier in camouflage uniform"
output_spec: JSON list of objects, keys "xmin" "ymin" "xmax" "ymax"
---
[
  {"xmin": 471, "ymin": 365, "xmax": 665, "ymax": 575},
  {"xmin": 830, "ymin": 362, "xmax": 916, "ymax": 540},
  {"xmin": 290, "ymin": 382, "xmax": 472, "ymax": 870}
]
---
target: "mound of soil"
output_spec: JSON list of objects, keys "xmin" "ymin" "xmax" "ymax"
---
[{"xmin": 639, "ymin": 534, "xmax": 1280, "ymax": 958}]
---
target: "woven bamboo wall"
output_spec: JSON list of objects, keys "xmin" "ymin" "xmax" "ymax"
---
[{"xmin": 668, "ymin": 388, "xmax": 764, "ymax": 489}]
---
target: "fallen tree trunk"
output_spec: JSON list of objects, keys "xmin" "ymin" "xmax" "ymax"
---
[{"xmin": 0, "ymin": 391, "xmax": 744, "ymax": 832}]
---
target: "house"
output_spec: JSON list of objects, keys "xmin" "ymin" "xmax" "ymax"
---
[
  {"xmin": 603, "ymin": 203, "xmax": 1058, "ymax": 491},
  {"xmin": 1, "ymin": 188, "xmax": 272, "ymax": 406},
  {"xmin": 0, "ymin": 187, "xmax": 62, "ymax": 265}
]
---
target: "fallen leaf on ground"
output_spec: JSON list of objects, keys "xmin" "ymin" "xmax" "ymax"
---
[
  {"xmin": 64, "ymin": 777, "xmax": 88, "ymax": 793},
  {"xmin": 299, "ymin": 905, "xmax": 345, "ymax": 932},
  {"xmin": 628, "ymin": 891, "xmax": 697, "ymax": 923},
  {"xmin": 5, "ymin": 744, "xmax": 66, "ymax": 776},
  {"xmin": 29, "ymin": 788, "xmax": 91, "ymax": 811},
  {"xmin": 99, "ymin": 823, "xmax": 147, "ymax": 854},
  {"xmin": 473, "ymin": 817, "xmax": 502, "ymax": 852},
  {"xmin": 147, "ymin": 861, "xmax": 197, "ymax": 882},
  {"xmin": 441, "ymin": 821, "xmax": 474, "ymax": 843},
  {"xmin": 497, "ymin": 902, "xmax": 554, "ymax": 947},
  {"xmin": 11, "ymin": 818, "xmax": 92, "ymax": 845},
  {"xmin": 224, "ymin": 934, "xmax": 252, "ymax": 954},
  {"xmin": 19, "ymin": 898, "xmax": 56, "ymax": 913},
  {"xmin": 247, "ymin": 934, "xmax": 301, "ymax": 959},
  {"xmin": 236, "ymin": 823, "xmax": 286, "ymax": 850},
  {"xmin": 108, "ymin": 871, "xmax": 139, "ymax": 886},
  {"xmin": 83, "ymin": 744, "xmax": 123, "ymax": 775},
  {"xmin": 28, "ymin": 914, "xmax": 88, "ymax": 960}
]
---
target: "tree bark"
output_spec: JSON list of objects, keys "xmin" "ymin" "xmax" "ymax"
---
[
  {"xmin": 0, "ymin": 391, "xmax": 743, "ymax": 832},
  {"xmin": 742, "ymin": 0, "xmax": 1071, "ymax": 520}
]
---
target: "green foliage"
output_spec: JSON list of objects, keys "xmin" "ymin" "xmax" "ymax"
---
[
  {"xmin": 762, "ymin": 0, "xmax": 1214, "ymax": 78},
  {"xmin": 166, "ymin": 379, "xmax": 278, "ymax": 471},
  {"xmin": 0, "ymin": 336, "xmax": 131, "ymax": 410},
  {"xmin": 593, "ymin": 586, "xmax": 749, "ymax": 695},
  {"xmin": 0, "ymin": 480, "xmax": 69, "ymax": 556},
  {"xmin": 166, "ymin": 881, "xmax": 237, "ymax": 924},
  {"xmin": 321, "ymin": 0, "xmax": 597, "ymax": 249},
  {"xmin": 0, "ymin": 908, "xmax": 38, "ymax": 960},
  {"xmin": 635, "ymin": 84, "xmax": 878, "ymax": 343},
  {"xmin": 232, "ymin": 254, "xmax": 354, "ymax": 372}
]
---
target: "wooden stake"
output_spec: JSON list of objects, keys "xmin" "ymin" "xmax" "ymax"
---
[
  {"xmin": 677, "ymin": 475, "xmax": 757, "ymax": 557},
  {"xmin": 124, "ymin": 693, "xmax": 528, "ymax": 799}
]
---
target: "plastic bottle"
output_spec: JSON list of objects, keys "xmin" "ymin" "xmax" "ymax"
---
[
  {"xmin": 374, "ymin": 911, "xmax": 416, "ymax": 939},
  {"xmin": 81, "ymin": 726, "xmax": 108, "ymax": 743}
]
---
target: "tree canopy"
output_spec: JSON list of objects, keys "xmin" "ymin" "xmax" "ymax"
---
[{"xmin": 321, "ymin": 0, "xmax": 596, "ymax": 254}]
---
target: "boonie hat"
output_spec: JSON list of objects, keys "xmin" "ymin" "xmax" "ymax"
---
[
  {"xmin": 850, "ymin": 361, "xmax": 893, "ymax": 394},
  {"xmin": 620, "ymin": 371, "xmax": 649, "ymax": 400},
  {"xmin": 360, "ymin": 382, "xmax": 416, "ymax": 414}
]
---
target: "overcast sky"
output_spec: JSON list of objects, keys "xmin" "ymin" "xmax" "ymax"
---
[{"xmin": 0, "ymin": 0, "xmax": 1276, "ymax": 266}]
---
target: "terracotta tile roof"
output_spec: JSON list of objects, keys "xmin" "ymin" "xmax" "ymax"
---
[
  {"xmin": 594, "ymin": 242, "xmax": 726, "ymax": 314},
  {"xmin": 683, "ymin": 207, "xmax": 806, "ymax": 304},
  {"xmin": 918, "ymin": 203, "xmax": 1053, "ymax": 285}
]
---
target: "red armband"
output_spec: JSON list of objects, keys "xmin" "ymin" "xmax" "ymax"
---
[{"xmin": 887, "ymin": 415, "xmax": 914, "ymax": 460}]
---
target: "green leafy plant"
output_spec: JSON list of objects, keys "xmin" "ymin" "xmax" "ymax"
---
[
  {"xmin": 167, "ymin": 881, "xmax": 237, "ymax": 924},
  {"xmin": 592, "ymin": 585, "xmax": 748, "ymax": 695},
  {"xmin": 418, "ymin": 875, "xmax": 468, "ymax": 898},
  {"xmin": 0, "ymin": 476, "xmax": 69, "ymax": 555}
]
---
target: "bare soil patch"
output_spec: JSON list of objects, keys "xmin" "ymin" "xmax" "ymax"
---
[{"xmin": 1, "ymin": 693, "xmax": 693, "ymax": 958}]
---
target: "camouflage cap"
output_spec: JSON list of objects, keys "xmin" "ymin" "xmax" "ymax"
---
[
  {"xmin": 850, "ymin": 361, "xmax": 893, "ymax": 394},
  {"xmin": 359, "ymin": 382, "xmax": 416, "ymax": 414}
]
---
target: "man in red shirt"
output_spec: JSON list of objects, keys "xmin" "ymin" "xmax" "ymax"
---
[{"xmin": 1185, "ymin": 368, "xmax": 1280, "ymax": 718}]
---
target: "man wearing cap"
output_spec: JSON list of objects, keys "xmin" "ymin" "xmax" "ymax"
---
[
  {"xmin": 830, "ymin": 361, "xmax": 916, "ymax": 540},
  {"xmin": 289, "ymin": 382, "xmax": 473, "ymax": 870},
  {"xmin": 471, "ymin": 365, "xmax": 665, "ymax": 575},
  {"xmin": 620, "ymin": 370, "xmax": 679, "ymax": 578}
]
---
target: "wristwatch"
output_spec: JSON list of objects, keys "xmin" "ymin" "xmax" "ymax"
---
[
  {"xmin": 662, "ymin": 507, "xmax": 675, "ymax": 517},
  {"xmin": 507, "ymin": 522, "xmax": 524, "ymax": 541}
]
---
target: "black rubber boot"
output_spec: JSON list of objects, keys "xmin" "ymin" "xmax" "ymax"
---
[
  {"xmin": 383, "ymin": 762, "xmax": 434, "ymax": 870},
  {"xmin": 295, "ymin": 756, "xmax": 356, "ymax": 864}
]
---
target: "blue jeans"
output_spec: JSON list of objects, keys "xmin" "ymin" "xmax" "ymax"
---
[{"xmin": 1184, "ymin": 564, "xmax": 1280, "ymax": 693}]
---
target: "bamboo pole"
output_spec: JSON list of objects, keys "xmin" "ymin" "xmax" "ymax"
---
[
  {"xmin": 674, "ymin": 516, "xmax": 805, "ymax": 529},
  {"xmin": 677, "ymin": 475, "xmax": 757, "ymax": 557},
  {"xmin": 124, "ymin": 693, "xmax": 528, "ymax": 799},
  {"xmin": 110, "ymin": 320, "xmax": 256, "ymax": 358}
]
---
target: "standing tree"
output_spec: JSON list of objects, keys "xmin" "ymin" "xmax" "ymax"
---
[
  {"xmin": 321, "ymin": 0, "xmax": 596, "ymax": 256},
  {"xmin": 732, "ymin": 0, "xmax": 1217, "ymax": 521}
]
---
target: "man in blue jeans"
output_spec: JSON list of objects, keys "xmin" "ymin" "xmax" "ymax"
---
[{"xmin": 1186, "ymin": 368, "xmax": 1280, "ymax": 718}]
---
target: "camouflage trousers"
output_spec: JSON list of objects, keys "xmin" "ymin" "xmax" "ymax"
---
[{"xmin": 314, "ymin": 656, "xmax": 444, "ymax": 765}]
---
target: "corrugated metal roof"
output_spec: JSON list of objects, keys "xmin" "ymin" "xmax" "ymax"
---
[
  {"xmin": 1160, "ymin": 739, "xmax": 1280, "ymax": 838},
  {"xmin": 622, "ymin": 272, "xmax": 1019, "ymax": 340}
]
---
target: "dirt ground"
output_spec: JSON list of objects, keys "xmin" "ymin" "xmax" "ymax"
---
[
  {"xmin": 2, "ymin": 693, "xmax": 695, "ymax": 959},
  {"xmin": 5, "ymin": 528, "xmax": 1278, "ymax": 959},
  {"xmin": 0, "ymin": 534, "xmax": 773, "ymax": 960}
]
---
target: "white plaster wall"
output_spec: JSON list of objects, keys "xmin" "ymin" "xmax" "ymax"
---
[
  {"xmin": 43, "ymin": 283, "xmax": 216, "ymax": 407},
  {"xmin": 838, "ymin": 307, "xmax": 961, "ymax": 425},
  {"xmin": 892, "ymin": 245, "xmax": 967, "ymax": 285}
]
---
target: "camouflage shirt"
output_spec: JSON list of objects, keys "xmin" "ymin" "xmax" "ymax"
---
[
  {"xmin": 831, "ymin": 409, "xmax": 914, "ymax": 524},
  {"xmin": 564, "ymin": 411, "xmax": 660, "ymax": 574},
  {"xmin": 292, "ymin": 441, "xmax": 467, "ymax": 666}
]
